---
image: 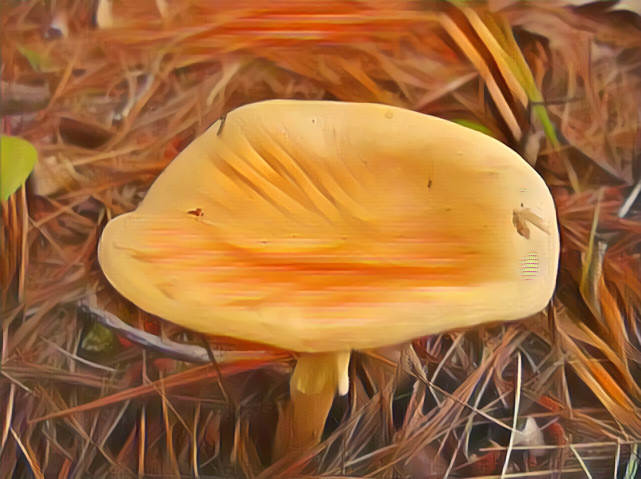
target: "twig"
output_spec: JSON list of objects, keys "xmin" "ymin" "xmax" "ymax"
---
[
  {"xmin": 138, "ymin": 404, "xmax": 146, "ymax": 478},
  {"xmin": 201, "ymin": 336, "xmax": 231, "ymax": 406},
  {"xmin": 78, "ymin": 303, "xmax": 211, "ymax": 363},
  {"xmin": 10, "ymin": 428, "xmax": 44, "ymax": 479},
  {"xmin": 500, "ymin": 352, "xmax": 522, "ymax": 479},
  {"xmin": 569, "ymin": 443, "xmax": 594, "ymax": 479},
  {"xmin": 0, "ymin": 383, "xmax": 15, "ymax": 455},
  {"xmin": 79, "ymin": 302, "xmax": 283, "ymax": 366},
  {"xmin": 192, "ymin": 403, "xmax": 201, "ymax": 478},
  {"xmin": 40, "ymin": 336, "xmax": 118, "ymax": 373},
  {"xmin": 618, "ymin": 176, "xmax": 641, "ymax": 218}
]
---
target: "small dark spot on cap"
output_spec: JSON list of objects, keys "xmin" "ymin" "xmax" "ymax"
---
[
  {"xmin": 217, "ymin": 116, "xmax": 227, "ymax": 136},
  {"xmin": 188, "ymin": 208, "xmax": 204, "ymax": 217},
  {"xmin": 427, "ymin": 179, "xmax": 432, "ymax": 188}
]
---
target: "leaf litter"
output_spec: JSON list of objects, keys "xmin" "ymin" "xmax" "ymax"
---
[{"xmin": 1, "ymin": 0, "xmax": 641, "ymax": 477}]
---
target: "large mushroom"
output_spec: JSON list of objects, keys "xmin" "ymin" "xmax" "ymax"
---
[{"xmin": 98, "ymin": 100, "xmax": 559, "ymax": 458}]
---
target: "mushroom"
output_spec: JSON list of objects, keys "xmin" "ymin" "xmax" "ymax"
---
[{"xmin": 98, "ymin": 100, "xmax": 559, "ymax": 458}]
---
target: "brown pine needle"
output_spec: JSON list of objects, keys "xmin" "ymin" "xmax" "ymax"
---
[
  {"xmin": 29, "ymin": 355, "xmax": 285, "ymax": 424},
  {"xmin": 10, "ymin": 428, "xmax": 44, "ymax": 479}
]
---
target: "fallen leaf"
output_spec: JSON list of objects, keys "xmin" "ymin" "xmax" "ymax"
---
[{"xmin": 1, "ymin": 136, "xmax": 38, "ymax": 202}]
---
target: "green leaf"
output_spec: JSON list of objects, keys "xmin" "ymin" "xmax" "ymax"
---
[
  {"xmin": 482, "ymin": 17, "xmax": 561, "ymax": 149},
  {"xmin": 1, "ymin": 136, "xmax": 38, "ymax": 202},
  {"xmin": 17, "ymin": 45, "xmax": 59, "ymax": 73},
  {"xmin": 81, "ymin": 322, "xmax": 116, "ymax": 354},
  {"xmin": 452, "ymin": 119, "xmax": 494, "ymax": 137}
]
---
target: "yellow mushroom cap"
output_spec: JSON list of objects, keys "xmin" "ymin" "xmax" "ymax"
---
[{"xmin": 98, "ymin": 100, "xmax": 559, "ymax": 353}]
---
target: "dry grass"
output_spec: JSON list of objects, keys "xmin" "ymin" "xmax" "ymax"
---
[{"xmin": 1, "ymin": 0, "xmax": 641, "ymax": 477}]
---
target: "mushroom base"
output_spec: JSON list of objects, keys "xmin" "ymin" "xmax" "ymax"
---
[{"xmin": 273, "ymin": 350, "xmax": 351, "ymax": 459}]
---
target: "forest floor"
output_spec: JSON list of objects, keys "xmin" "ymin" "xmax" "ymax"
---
[{"xmin": 2, "ymin": 1, "xmax": 641, "ymax": 477}]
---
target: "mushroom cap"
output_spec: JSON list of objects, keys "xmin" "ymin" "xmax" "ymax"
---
[{"xmin": 98, "ymin": 100, "xmax": 559, "ymax": 353}]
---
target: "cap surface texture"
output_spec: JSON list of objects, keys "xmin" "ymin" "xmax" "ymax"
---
[{"xmin": 98, "ymin": 100, "xmax": 560, "ymax": 352}]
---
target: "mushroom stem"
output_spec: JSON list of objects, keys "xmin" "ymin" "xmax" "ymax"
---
[{"xmin": 273, "ymin": 350, "xmax": 351, "ymax": 459}]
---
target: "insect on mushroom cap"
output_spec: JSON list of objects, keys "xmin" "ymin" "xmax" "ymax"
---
[{"xmin": 98, "ymin": 100, "xmax": 560, "ymax": 353}]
